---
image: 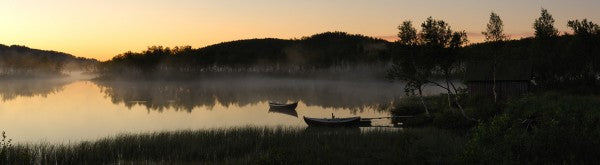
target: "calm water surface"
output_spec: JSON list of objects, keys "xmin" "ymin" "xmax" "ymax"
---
[{"xmin": 0, "ymin": 77, "xmax": 446, "ymax": 143}]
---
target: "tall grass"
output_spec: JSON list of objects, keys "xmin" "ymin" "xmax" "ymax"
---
[{"xmin": 1, "ymin": 127, "xmax": 465, "ymax": 164}]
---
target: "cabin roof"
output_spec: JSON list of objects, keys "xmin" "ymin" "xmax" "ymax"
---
[{"xmin": 465, "ymin": 60, "xmax": 531, "ymax": 82}]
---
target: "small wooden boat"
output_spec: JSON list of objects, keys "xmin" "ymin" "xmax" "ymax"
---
[
  {"xmin": 268, "ymin": 102, "xmax": 298, "ymax": 110},
  {"xmin": 303, "ymin": 116, "xmax": 371, "ymax": 127}
]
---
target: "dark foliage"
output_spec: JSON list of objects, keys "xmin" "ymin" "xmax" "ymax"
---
[
  {"xmin": 463, "ymin": 93, "xmax": 600, "ymax": 164},
  {"xmin": 391, "ymin": 94, "xmax": 478, "ymax": 130},
  {"xmin": 464, "ymin": 34, "xmax": 600, "ymax": 93}
]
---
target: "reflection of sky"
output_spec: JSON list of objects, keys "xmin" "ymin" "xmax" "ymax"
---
[
  {"xmin": 1, "ymin": 0, "xmax": 599, "ymax": 60},
  {"xmin": 0, "ymin": 80, "xmax": 446, "ymax": 143}
]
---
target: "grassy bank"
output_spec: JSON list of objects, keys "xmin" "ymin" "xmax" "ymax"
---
[
  {"xmin": 463, "ymin": 93, "xmax": 600, "ymax": 164},
  {"xmin": 1, "ymin": 127, "xmax": 465, "ymax": 164},
  {"xmin": 392, "ymin": 92, "xmax": 600, "ymax": 164}
]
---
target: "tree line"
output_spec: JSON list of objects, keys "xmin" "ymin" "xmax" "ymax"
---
[
  {"xmin": 98, "ymin": 32, "xmax": 392, "ymax": 79},
  {"xmin": 0, "ymin": 44, "xmax": 97, "ymax": 78}
]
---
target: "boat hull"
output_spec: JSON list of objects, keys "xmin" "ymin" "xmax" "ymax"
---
[{"xmin": 303, "ymin": 116, "xmax": 369, "ymax": 127}]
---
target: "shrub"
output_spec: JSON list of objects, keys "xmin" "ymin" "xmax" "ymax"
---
[
  {"xmin": 391, "ymin": 95, "xmax": 479, "ymax": 129},
  {"xmin": 432, "ymin": 111, "xmax": 476, "ymax": 130},
  {"xmin": 463, "ymin": 93, "xmax": 600, "ymax": 164}
]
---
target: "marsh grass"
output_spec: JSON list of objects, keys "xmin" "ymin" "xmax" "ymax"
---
[{"xmin": 1, "ymin": 127, "xmax": 465, "ymax": 164}]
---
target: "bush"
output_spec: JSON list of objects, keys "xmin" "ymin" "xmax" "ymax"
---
[
  {"xmin": 462, "ymin": 93, "xmax": 600, "ymax": 164},
  {"xmin": 432, "ymin": 111, "xmax": 476, "ymax": 130},
  {"xmin": 463, "ymin": 95, "xmax": 500, "ymax": 122},
  {"xmin": 392, "ymin": 95, "xmax": 482, "ymax": 129}
]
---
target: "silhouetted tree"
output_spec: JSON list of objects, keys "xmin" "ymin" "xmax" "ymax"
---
[
  {"xmin": 482, "ymin": 12, "xmax": 507, "ymax": 42},
  {"xmin": 389, "ymin": 17, "xmax": 470, "ymax": 120},
  {"xmin": 388, "ymin": 21, "xmax": 431, "ymax": 116},
  {"xmin": 419, "ymin": 17, "xmax": 452, "ymax": 47},
  {"xmin": 418, "ymin": 17, "xmax": 470, "ymax": 120},
  {"xmin": 566, "ymin": 19, "xmax": 600, "ymax": 87},
  {"xmin": 533, "ymin": 8, "xmax": 558, "ymax": 38},
  {"xmin": 531, "ymin": 9, "xmax": 561, "ymax": 90},
  {"xmin": 567, "ymin": 19, "xmax": 600, "ymax": 36},
  {"xmin": 482, "ymin": 12, "xmax": 507, "ymax": 103},
  {"xmin": 397, "ymin": 21, "xmax": 419, "ymax": 46}
]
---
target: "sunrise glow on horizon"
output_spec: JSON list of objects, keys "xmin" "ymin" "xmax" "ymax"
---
[{"xmin": 1, "ymin": 0, "xmax": 599, "ymax": 61}]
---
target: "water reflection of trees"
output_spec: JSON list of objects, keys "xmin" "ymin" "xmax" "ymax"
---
[
  {"xmin": 0, "ymin": 79, "xmax": 71, "ymax": 101},
  {"xmin": 94, "ymin": 78, "xmax": 409, "ymax": 113}
]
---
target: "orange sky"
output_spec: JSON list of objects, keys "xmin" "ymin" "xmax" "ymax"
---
[{"xmin": 1, "ymin": 0, "xmax": 599, "ymax": 61}]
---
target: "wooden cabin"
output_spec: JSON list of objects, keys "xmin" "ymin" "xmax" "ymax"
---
[{"xmin": 465, "ymin": 60, "xmax": 532, "ymax": 99}]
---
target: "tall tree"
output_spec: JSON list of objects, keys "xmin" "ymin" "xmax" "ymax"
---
[
  {"xmin": 533, "ymin": 8, "xmax": 558, "ymax": 38},
  {"xmin": 446, "ymin": 30, "xmax": 471, "ymax": 120},
  {"xmin": 419, "ymin": 17, "xmax": 472, "ymax": 120},
  {"xmin": 482, "ymin": 12, "xmax": 507, "ymax": 104},
  {"xmin": 389, "ymin": 21, "xmax": 431, "ymax": 116},
  {"xmin": 388, "ymin": 18, "xmax": 472, "ymax": 119},
  {"xmin": 531, "ymin": 9, "xmax": 559, "ymax": 89},
  {"xmin": 482, "ymin": 12, "xmax": 507, "ymax": 42},
  {"xmin": 389, "ymin": 17, "xmax": 472, "ymax": 120}
]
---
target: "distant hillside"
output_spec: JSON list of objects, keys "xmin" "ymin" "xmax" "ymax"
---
[
  {"xmin": 99, "ymin": 32, "xmax": 392, "ymax": 79},
  {"xmin": 196, "ymin": 31, "xmax": 391, "ymax": 66},
  {"xmin": 0, "ymin": 44, "xmax": 98, "ymax": 78}
]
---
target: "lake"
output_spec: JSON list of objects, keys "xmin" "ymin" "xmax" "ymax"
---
[{"xmin": 0, "ymin": 76, "xmax": 447, "ymax": 143}]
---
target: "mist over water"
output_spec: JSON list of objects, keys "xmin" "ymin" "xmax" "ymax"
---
[
  {"xmin": 0, "ymin": 74, "xmax": 451, "ymax": 143},
  {"xmin": 97, "ymin": 77, "xmax": 405, "ymax": 112}
]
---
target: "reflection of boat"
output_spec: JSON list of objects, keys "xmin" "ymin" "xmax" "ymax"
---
[
  {"xmin": 268, "ymin": 102, "xmax": 298, "ymax": 110},
  {"xmin": 303, "ymin": 116, "xmax": 371, "ymax": 127},
  {"xmin": 268, "ymin": 106, "xmax": 299, "ymax": 117}
]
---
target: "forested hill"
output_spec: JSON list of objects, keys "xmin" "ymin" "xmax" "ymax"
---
[
  {"xmin": 99, "ymin": 32, "xmax": 392, "ymax": 79},
  {"xmin": 0, "ymin": 44, "xmax": 98, "ymax": 78},
  {"xmin": 191, "ymin": 32, "xmax": 390, "ymax": 67}
]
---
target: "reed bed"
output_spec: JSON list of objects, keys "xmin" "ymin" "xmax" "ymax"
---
[{"xmin": 1, "ymin": 127, "xmax": 465, "ymax": 164}]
